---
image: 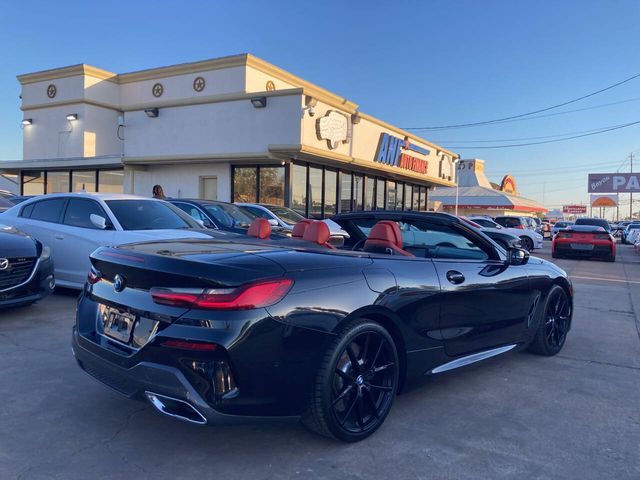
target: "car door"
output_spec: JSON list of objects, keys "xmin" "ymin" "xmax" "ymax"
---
[
  {"xmin": 58, "ymin": 198, "xmax": 116, "ymax": 286},
  {"xmin": 401, "ymin": 219, "xmax": 533, "ymax": 357}
]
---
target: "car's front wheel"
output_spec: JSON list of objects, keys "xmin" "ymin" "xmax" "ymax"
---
[
  {"xmin": 520, "ymin": 236, "xmax": 534, "ymax": 251},
  {"xmin": 528, "ymin": 285, "xmax": 571, "ymax": 356},
  {"xmin": 303, "ymin": 319, "xmax": 399, "ymax": 442}
]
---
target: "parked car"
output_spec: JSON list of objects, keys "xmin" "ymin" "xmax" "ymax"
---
[
  {"xmin": 552, "ymin": 224, "xmax": 616, "ymax": 261},
  {"xmin": 0, "ymin": 196, "xmax": 14, "ymax": 213},
  {"xmin": 0, "ymin": 193, "xmax": 217, "ymax": 289},
  {"xmin": 169, "ymin": 199, "xmax": 268, "ymax": 234},
  {"xmin": 468, "ymin": 216, "xmax": 543, "ymax": 251},
  {"xmin": 0, "ymin": 189, "xmax": 17, "ymax": 200},
  {"xmin": 72, "ymin": 211, "xmax": 572, "ymax": 442},
  {"xmin": 235, "ymin": 203, "xmax": 306, "ymax": 230},
  {"xmin": 626, "ymin": 224, "xmax": 640, "ymax": 246},
  {"xmin": 6, "ymin": 195, "xmax": 34, "ymax": 206},
  {"xmin": 551, "ymin": 221, "xmax": 574, "ymax": 238},
  {"xmin": 0, "ymin": 224, "xmax": 55, "ymax": 308},
  {"xmin": 622, "ymin": 222, "xmax": 640, "ymax": 244},
  {"xmin": 459, "ymin": 217, "xmax": 523, "ymax": 250},
  {"xmin": 541, "ymin": 221, "xmax": 552, "ymax": 239}
]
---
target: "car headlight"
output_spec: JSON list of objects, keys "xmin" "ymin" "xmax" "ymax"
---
[{"xmin": 40, "ymin": 245, "xmax": 51, "ymax": 260}]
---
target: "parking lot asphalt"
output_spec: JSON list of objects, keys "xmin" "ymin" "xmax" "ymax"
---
[{"xmin": 1, "ymin": 242, "xmax": 639, "ymax": 480}]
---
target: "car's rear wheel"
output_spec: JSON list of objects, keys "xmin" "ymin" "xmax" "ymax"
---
[
  {"xmin": 520, "ymin": 236, "xmax": 534, "ymax": 251},
  {"xmin": 528, "ymin": 285, "xmax": 571, "ymax": 356},
  {"xmin": 302, "ymin": 319, "xmax": 399, "ymax": 442},
  {"xmin": 552, "ymin": 249, "xmax": 561, "ymax": 259}
]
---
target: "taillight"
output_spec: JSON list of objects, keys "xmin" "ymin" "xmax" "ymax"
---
[
  {"xmin": 557, "ymin": 232, "xmax": 573, "ymax": 238},
  {"xmin": 515, "ymin": 225, "xmax": 525, "ymax": 229},
  {"xmin": 150, "ymin": 279, "xmax": 293, "ymax": 310},
  {"xmin": 87, "ymin": 268, "xmax": 101, "ymax": 285}
]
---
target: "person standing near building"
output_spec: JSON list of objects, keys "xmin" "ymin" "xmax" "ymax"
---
[{"xmin": 152, "ymin": 184, "xmax": 166, "ymax": 199}]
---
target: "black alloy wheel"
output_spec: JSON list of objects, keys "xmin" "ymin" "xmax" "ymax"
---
[
  {"xmin": 528, "ymin": 285, "xmax": 571, "ymax": 356},
  {"xmin": 520, "ymin": 236, "xmax": 534, "ymax": 252},
  {"xmin": 303, "ymin": 320, "xmax": 399, "ymax": 442}
]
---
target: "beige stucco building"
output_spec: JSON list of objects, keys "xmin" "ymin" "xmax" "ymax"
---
[{"xmin": 2, "ymin": 54, "xmax": 459, "ymax": 217}]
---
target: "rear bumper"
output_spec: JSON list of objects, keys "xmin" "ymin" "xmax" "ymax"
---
[
  {"xmin": 553, "ymin": 242, "xmax": 613, "ymax": 257},
  {"xmin": 72, "ymin": 327, "xmax": 255, "ymax": 425}
]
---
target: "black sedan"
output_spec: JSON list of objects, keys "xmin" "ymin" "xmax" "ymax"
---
[
  {"xmin": 72, "ymin": 213, "xmax": 572, "ymax": 442},
  {"xmin": 169, "ymin": 198, "xmax": 264, "ymax": 234},
  {"xmin": 0, "ymin": 224, "xmax": 55, "ymax": 308}
]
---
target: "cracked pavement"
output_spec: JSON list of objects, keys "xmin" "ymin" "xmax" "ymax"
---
[{"xmin": 0, "ymin": 242, "xmax": 638, "ymax": 479}]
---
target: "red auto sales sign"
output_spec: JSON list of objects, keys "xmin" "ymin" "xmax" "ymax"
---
[
  {"xmin": 588, "ymin": 173, "xmax": 640, "ymax": 193},
  {"xmin": 563, "ymin": 205, "xmax": 587, "ymax": 214}
]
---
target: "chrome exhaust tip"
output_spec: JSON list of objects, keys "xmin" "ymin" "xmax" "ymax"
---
[{"xmin": 145, "ymin": 391, "xmax": 207, "ymax": 425}]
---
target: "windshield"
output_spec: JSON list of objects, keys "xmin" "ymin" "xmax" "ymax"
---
[
  {"xmin": 266, "ymin": 206, "xmax": 305, "ymax": 225},
  {"xmin": 575, "ymin": 218, "xmax": 610, "ymax": 231},
  {"xmin": 106, "ymin": 200, "xmax": 198, "ymax": 230},
  {"xmin": 203, "ymin": 203, "xmax": 256, "ymax": 228}
]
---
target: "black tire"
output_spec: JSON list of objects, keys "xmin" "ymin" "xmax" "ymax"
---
[
  {"xmin": 528, "ymin": 285, "xmax": 571, "ymax": 356},
  {"xmin": 552, "ymin": 250, "xmax": 560, "ymax": 259},
  {"xmin": 302, "ymin": 319, "xmax": 400, "ymax": 442},
  {"xmin": 520, "ymin": 236, "xmax": 534, "ymax": 252},
  {"xmin": 606, "ymin": 253, "xmax": 615, "ymax": 262}
]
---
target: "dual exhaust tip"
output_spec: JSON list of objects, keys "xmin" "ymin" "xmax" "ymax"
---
[{"xmin": 145, "ymin": 391, "xmax": 207, "ymax": 425}]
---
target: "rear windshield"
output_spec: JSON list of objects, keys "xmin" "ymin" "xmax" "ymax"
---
[
  {"xmin": 106, "ymin": 200, "xmax": 197, "ymax": 230},
  {"xmin": 575, "ymin": 218, "xmax": 610, "ymax": 231},
  {"xmin": 495, "ymin": 217, "xmax": 522, "ymax": 228},
  {"xmin": 266, "ymin": 206, "xmax": 305, "ymax": 225}
]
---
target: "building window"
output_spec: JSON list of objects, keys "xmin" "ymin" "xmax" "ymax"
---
[
  {"xmin": 324, "ymin": 169, "xmax": 337, "ymax": 217},
  {"xmin": 98, "ymin": 170, "xmax": 124, "ymax": 193},
  {"xmin": 395, "ymin": 182, "xmax": 404, "ymax": 210},
  {"xmin": 22, "ymin": 172, "xmax": 44, "ymax": 195},
  {"xmin": 412, "ymin": 186, "xmax": 420, "ymax": 210},
  {"xmin": 46, "ymin": 171, "xmax": 70, "ymax": 194},
  {"xmin": 259, "ymin": 167, "xmax": 284, "ymax": 205},
  {"xmin": 340, "ymin": 172, "xmax": 352, "ymax": 213},
  {"xmin": 386, "ymin": 181, "xmax": 396, "ymax": 210},
  {"xmin": 72, "ymin": 171, "xmax": 97, "ymax": 192},
  {"xmin": 233, "ymin": 167, "xmax": 258, "ymax": 203},
  {"xmin": 364, "ymin": 177, "xmax": 374, "ymax": 211},
  {"xmin": 376, "ymin": 178, "xmax": 385, "ymax": 210},
  {"xmin": 404, "ymin": 184, "xmax": 413, "ymax": 210},
  {"xmin": 353, "ymin": 174, "xmax": 363, "ymax": 211},
  {"xmin": 291, "ymin": 163, "xmax": 307, "ymax": 216},
  {"xmin": 418, "ymin": 186, "xmax": 427, "ymax": 211},
  {"xmin": 308, "ymin": 166, "xmax": 323, "ymax": 218}
]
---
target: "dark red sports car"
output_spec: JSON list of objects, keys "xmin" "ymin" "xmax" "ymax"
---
[{"xmin": 552, "ymin": 225, "xmax": 615, "ymax": 262}]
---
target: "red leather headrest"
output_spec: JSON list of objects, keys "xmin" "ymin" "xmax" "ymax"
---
[
  {"xmin": 302, "ymin": 221, "xmax": 331, "ymax": 245},
  {"xmin": 292, "ymin": 219, "xmax": 314, "ymax": 238},
  {"xmin": 368, "ymin": 221, "xmax": 403, "ymax": 248},
  {"xmin": 247, "ymin": 218, "xmax": 271, "ymax": 239}
]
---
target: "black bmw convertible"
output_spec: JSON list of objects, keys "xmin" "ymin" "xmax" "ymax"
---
[{"xmin": 72, "ymin": 212, "xmax": 572, "ymax": 442}]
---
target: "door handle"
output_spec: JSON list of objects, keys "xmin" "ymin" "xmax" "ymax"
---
[
  {"xmin": 446, "ymin": 270, "xmax": 465, "ymax": 285},
  {"xmin": 55, "ymin": 235, "xmax": 64, "ymax": 240}
]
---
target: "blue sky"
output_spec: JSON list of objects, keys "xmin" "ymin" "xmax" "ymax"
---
[{"xmin": 1, "ymin": 0, "xmax": 639, "ymax": 210}]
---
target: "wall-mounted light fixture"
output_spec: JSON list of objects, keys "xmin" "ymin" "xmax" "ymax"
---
[
  {"xmin": 21, "ymin": 118, "xmax": 33, "ymax": 126},
  {"xmin": 144, "ymin": 108, "xmax": 159, "ymax": 118},
  {"xmin": 250, "ymin": 96, "xmax": 267, "ymax": 108},
  {"xmin": 351, "ymin": 113, "xmax": 361, "ymax": 124},
  {"xmin": 304, "ymin": 95, "xmax": 317, "ymax": 108},
  {"xmin": 66, "ymin": 113, "xmax": 78, "ymax": 121}
]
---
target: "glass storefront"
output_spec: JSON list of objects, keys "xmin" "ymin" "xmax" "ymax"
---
[
  {"xmin": 21, "ymin": 169, "xmax": 123, "ymax": 195},
  {"xmin": 232, "ymin": 165, "xmax": 286, "ymax": 205},
  {"xmin": 259, "ymin": 167, "xmax": 285, "ymax": 205},
  {"xmin": 232, "ymin": 167, "xmax": 258, "ymax": 203},
  {"xmin": 286, "ymin": 161, "xmax": 431, "ymax": 218}
]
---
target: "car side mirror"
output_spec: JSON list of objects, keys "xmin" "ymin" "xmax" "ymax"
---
[
  {"xmin": 90, "ymin": 214, "xmax": 110, "ymax": 230},
  {"xmin": 267, "ymin": 218, "xmax": 279, "ymax": 227},
  {"xmin": 507, "ymin": 247, "xmax": 529, "ymax": 266}
]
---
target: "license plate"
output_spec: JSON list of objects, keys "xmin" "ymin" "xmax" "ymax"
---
[
  {"xmin": 571, "ymin": 243, "xmax": 594, "ymax": 250},
  {"xmin": 99, "ymin": 304, "xmax": 136, "ymax": 343}
]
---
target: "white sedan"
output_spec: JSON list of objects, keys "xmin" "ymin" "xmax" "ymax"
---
[
  {"xmin": 0, "ymin": 193, "xmax": 216, "ymax": 289},
  {"xmin": 468, "ymin": 216, "xmax": 543, "ymax": 251}
]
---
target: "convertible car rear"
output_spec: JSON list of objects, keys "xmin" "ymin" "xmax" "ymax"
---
[
  {"xmin": 73, "ymin": 214, "xmax": 573, "ymax": 442},
  {"xmin": 552, "ymin": 225, "xmax": 616, "ymax": 261}
]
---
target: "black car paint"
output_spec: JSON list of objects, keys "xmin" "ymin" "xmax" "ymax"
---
[
  {"xmin": 72, "ymin": 212, "xmax": 571, "ymax": 424},
  {"xmin": 0, "ymin": 225, "xmax": 55, "ymax": 308}
]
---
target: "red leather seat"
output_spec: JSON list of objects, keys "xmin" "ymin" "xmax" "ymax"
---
[
  {"xmin": 292, "ymin": 219, "xmax": 314, "ymax": 238},
  {"xmin": 302, "ymin": 221, "xmax": 335, "ymax": 249},
  {"xmin": 247, "ymin": 218, "xmax": 271, "ymax": 239},
  {"xmin": 363, "ymin": 220, "xmax": 414, "ymax": 256}
]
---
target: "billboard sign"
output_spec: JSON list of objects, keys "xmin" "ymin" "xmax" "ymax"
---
[
  {"xmin": 588, "ymin": 173, "xmax": 640, "ymax": 193},
  {"xmin": 562, "ymin": 205, "xmax": 587, "ymax": 214},
  {"xmin": 590, "ymin": 194, "xmax": 618, "ymax": 207}
]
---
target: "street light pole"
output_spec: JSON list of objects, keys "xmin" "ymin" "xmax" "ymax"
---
[{"xmin": 454, "ymin": 158, "xmax": 461, "ymax": 216}]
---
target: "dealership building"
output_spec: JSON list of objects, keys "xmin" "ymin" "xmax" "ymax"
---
[{"xmin": 0, "ymin": 54, "xmax": 458, "ymax": 218}]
